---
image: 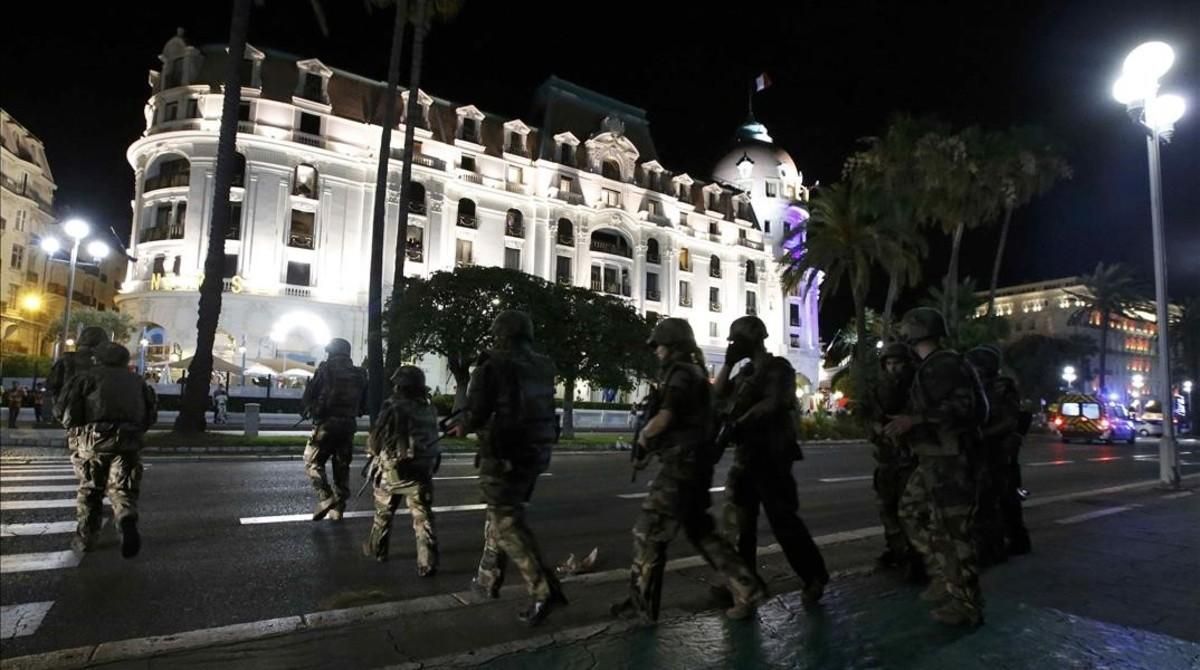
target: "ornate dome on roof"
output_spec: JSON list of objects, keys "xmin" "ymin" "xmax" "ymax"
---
[{"xmin": 712, "ymin": 115, "xmax": 799, "ymax": 185}]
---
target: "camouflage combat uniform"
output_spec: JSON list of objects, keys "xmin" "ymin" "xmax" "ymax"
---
[
  {"xmin": 59, "ymin": 343, "xmax": 158, "ymax": 557},
  {"xmin": 49, "ymin": 326, "xmax": 110, "ymax": 457},
  {"xmin": 302, "ymin": 339, "xmax": 367, "ymax": 520},
  {"xmin": 363, "ymin": 366, "xmax": 440, "ymax": 573},
  {"xmin": 615, "ymin": 318, "xmax": 765, "ymax": 622},
  {"xmin": 465, "ymin": 311, "xmax": 565, "ymax": 624},
  {"xmin": 716, "ymin": 316, "xmax": 828, "ymax": 602},
  {"xmin": 867, "ymin": 343, "xmax": 918, "ymax": 568}
]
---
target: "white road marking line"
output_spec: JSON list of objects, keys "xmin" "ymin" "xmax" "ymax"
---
[
  {"xmin": 618, "ymin": 486, "xmax": 724, "ymax": 500},
  {"xmin": 0, "ymin": 475, "xmax": 77, "ymax": 482},
  {"xmin": 0, "ymin": 550, "xmax": 81, "ymax": 574},
  {"xmin": 1, "ymin": 521, "xmax": 79, "ymax": 537},
  {"xmin": 1086, "ymin": 456, "xmax": 1123, "ymax": 462},
  {"xmin": 0, "ymin": 467, "xmax": 74, "ymax": 473},
  {"xmin": 1, "ymin": 485, "xmax": 78, "ymax": 494},
  {"xmin": 818, "ymin": 475, "xmax": 874, "ymax": 483},
  {"xmin": 238, "ymin": 503, "xmax": 488, "ymax": 525},
  {"xmin": 1, "ymin": 499, "xmax": 105, "ymax": 511},
  {"xmin": 431, "ymin": 473, "xmax": 553, "ymax": 481},
  {"xmin": 1054, "ymin": 505, "xmax": 1140, "ymax": 525},
  {"xmin": 1133, "ymin": 454, "xmax": 1159, "ymax": 460},
  {"xmin": 1027, "ymin": 460, "xmax": 1074, "ymax": 467},
  {"xmin": 0, "ymin": 601, "xmax": 54, "ymax": 640},
  {"xmin": 1162, "ymin": 491, "xmax": 1194, "ymax": 500}
]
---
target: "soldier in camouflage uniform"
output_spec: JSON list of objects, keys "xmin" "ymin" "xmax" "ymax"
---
[
  {"xmin": 966, "ymin": 345, "xmax": 1031, "ymax": 559},
  {"xmin": 302, "ymin": 338, "xmax": 368, "ymax": 521},
  {"xmin": 49, "ymin": 326, "xmax": 111, "ymax": 457},
  {"xmin": 611, "ymin": 318, "xmax": 767, "ymax": 623},
  {"xmin": 454, "ymin": 311, "xmax": 566, "ymax": 625},
  {"xmin": 867, "ymin": 341, "xmax": 920, "ymax": 574},
  {"xmin": 59, "ymin": 343, "xmax": 158, "ymax": 557},
  {"xmin": 362, "ymin": 365, "xmax": 440, "ymax": 573},
  {"xmin": 713, "ymin": 316, "xmax": 828, "ymax": 606},
  {"xmin": 886, "ymin": 307, "xmax": 986, "ymax": 626}
]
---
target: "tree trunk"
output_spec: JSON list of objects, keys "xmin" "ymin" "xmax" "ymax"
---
[
  {"xmin": 881, "ymin": 270, "xmax": 901, "ymax": 336},
  {"xmin": 366, "ymin": 0, "xmax": 408, "ymax": 423},
  {"xmin": 945, "ymin": 222, "xmax": 965, "ymax": 332},
  {"xmin": 391, "ymin": 0, "xmax": 426, "ymax": 292},
  {"xmin": 987, "ymin": 206, "xmax": 1013, "ymax": 317},
  {"xmin": 1098, "ymin": 315, "xmax": 1109, "ymax": 394},
  {"xmin": 449, "ymin": 357, "xmax": 470, "ymax": 412},
  {"xmin": 174, "ymin": 0, "xmax": 251, "ymax": 433},
  {"xmin": 850, "ymin": 285, "xmax": 869, "ymax": 416},
  {"xmin": 561, "ymin": 376, "xmax": 576, "ymax": 440}
]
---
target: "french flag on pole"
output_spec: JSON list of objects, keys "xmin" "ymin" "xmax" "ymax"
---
[{"xmin": 754, "ymin": 72, "xmax": 773, "ymax": 92}]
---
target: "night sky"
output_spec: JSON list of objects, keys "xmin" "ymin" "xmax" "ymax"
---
[{"xmin": 3, "ymin": 0, "xmax": 1197, "ymax": 340}]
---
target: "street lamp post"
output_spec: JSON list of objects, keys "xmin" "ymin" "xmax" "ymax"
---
[
  {"xmin": 1184, "ymin": 380, "xmax": 1194, "ymax": 436},
  {"xmin": 1062, "ymin": 365, "xmax": 1077, "ymax": 390},
  {"xmin": 238, "ymin": 341, "xmax": 247, "ymax": 387},
  {"xmin": 42, "ymin": 219, "xmax": 109, "ymax": 359},
  {"xmin": 1112, "ymin": 41, "xmax": 1185, "ymax": 487}
]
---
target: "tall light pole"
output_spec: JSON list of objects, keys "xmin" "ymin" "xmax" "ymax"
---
[
  {"xmin": 1112, "ymin": 41, "xmax": 1185, "ymax": 487},
  {"xmin": 42, "ymin": 219, "xmax": 109, "ymax": 358},
  {"xmin": 1184, "ymin": 380, "xmax": 1194, "ymax": 436},
  {"xmin": 1062, "ymin": 365, "xmax": 1077, "ymax": 390}
]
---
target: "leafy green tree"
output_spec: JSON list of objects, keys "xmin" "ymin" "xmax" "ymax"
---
[
  {"xmin": 1005, "ymin": 334, "xmax": 1097, "ymax": 405},
  {"xmin": 48, "ymin": 308, "xmax": 136, "ymax": 346},
  {"xmin": 986, "ymin": 127, "xmax": 1072, "ymax": 316},
  {"xmin": 0, "ymin": 354, "xmax": 53, "ymax": 379},
  {"xmin": 1065, "ymin": 263, "xmax": 1147, "ymax": 394}
]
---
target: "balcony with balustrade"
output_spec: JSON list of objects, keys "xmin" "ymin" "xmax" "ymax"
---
[{"xmin": 457, "ymin": 214, "xmax": 478, "ymax": 229}]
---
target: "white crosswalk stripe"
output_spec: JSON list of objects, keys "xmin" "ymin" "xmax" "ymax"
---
[
  {"xmin": 239, "ymin": 503, "xmax": 489, "ymax": 525},
  {"xmin": 1, "ymin": 521, "xmax": 80, "ymax": 537},
  {"xmin": 0, "ymin": 601, "xmax": 55, "ymax": 640},
  {"xmin": 0, "ymin": 550, "xmax": 81, "ymax": 574},
  {"xmin": 2, "ymin": 499, "xmax": 107, "ymax": 511},
  {"xmin": 0, "ymin": 475, "xmax": 77, "ymax": 482},
  {"xmin": 1, "ymin": 485, "xmax": 79, "ymax": 494}
]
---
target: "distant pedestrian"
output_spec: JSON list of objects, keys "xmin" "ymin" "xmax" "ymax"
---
[
  {"xmin": 212, "ymin": 387, "xmax": 229, "ymax": 424},
  {"xmin": 32, "ymin": 386, "xmax": 45, "ymax": 424},
  {"xmin": 6, "ymin": 382, "xmax": 25, "ymax": 428}
]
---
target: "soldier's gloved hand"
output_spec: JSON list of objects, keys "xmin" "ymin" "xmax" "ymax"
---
[{"xmin": 884, "ymin": 415, "xmax": 914, "ymax": 438}]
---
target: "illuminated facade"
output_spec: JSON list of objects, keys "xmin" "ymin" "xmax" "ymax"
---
[{"xmin": 117, "ymin": 34, "xmax": 821, "ymax": 391}]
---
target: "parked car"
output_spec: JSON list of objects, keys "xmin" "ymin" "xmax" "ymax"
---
[
  {"xmin": 1050, "ymin": 393, "xmax": 1137, "ymax": 444},
  {"xmin": 1133, "ymin": 417, "xmax": 1181, "ymax": 437}
]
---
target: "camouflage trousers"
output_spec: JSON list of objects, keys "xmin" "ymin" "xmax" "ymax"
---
[
  {"xmin": 71, "ymin": 449, "xmax": 143, "ymax": 540},
  {"xmin": 475, "ymin": 455, "xmax": 562, "ymax": 601},
  {"xmin": 366, "ymin": 465, "xmax": 437, "ymax": 570},
  {"xmin": 899, "ymin": 454, "xmax": 983, "ymax": 614},
  {"xmin": 630, "ymin": 470, "xmax": 762, "ymax": 621},
  {"xmin": 874, "ymin": 458, "xmax": 917, "ymax": 557},
  {"xmin": 303, "ymin": 418, "xmax": 356, "ymax": 509},
  {"xmin": 722, "ymin": 453, "xmax": 828, "ymax": 585}
]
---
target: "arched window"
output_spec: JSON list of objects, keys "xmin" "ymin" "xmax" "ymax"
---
[
  {"xmin": 231, "ymin": 152, "xmax": 246, "ymax": 187},
  {"xmin": 407, "ymin": 181, "xmax": 426, "ymax": 214},
  {"xmin": 745, "ymin": 260, "xmax": 757, "ymax": 283},
  {"xmin": 602, "ymin": 159, "xmax": 622, "ymax": 181},
  {"xmin": 556, "ymin": 218, "xmax": 574, "ymax": 246},
  {"xmin": 589, "ymin": 229, "xmax": 632, "ymax": 259},
  {"xmin": 646, "ymin": 238, "xmax": 660, "ymax": 264},
  {"xmin": 292, "ymin": 163, "xmax": 318, "ymax": 198},
  {"xmin": 505, "ymin": 209, "xmax": 524, "ymax": 237},
  {"xmin": 145, "ymin": 154, "xmax": 190, "ymax": 192},
  {"xmin": 710, "ymin": 255, "xmax": 722, "ymax": 278},
  {"xmin": 679, "ymin": 247, "xmax": 691, "ymax": 272},
  {"xmin": 457, "ymin": 198, "xmax": 477, "ymax": 228}
]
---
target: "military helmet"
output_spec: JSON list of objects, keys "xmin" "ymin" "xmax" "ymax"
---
[
  {"xmin": 647, "ymin": 318, "xmax": 696, "ymax": 348},
  {"xmin": 391, "ymin": 365, "xmax": 426, "ymax": 390},
  {"xmin": 325, "ymin": 338, "xmax": 352, "ymax": 356},
  {"xmin": 490, "ymin": 310, "xmax": 534, "ymax": 342},
  {"xmin": 880, "ymin": 341, "xmax": 912, "ymax": 363},
  {"xmin": 95, "ymin": 342, "xmax": 131, "ymax": 367},
  {"xmin": 78, "ymin": 326, "xmax": 110, "ymax": 349},
  {"xmin": 966, "ymin": 345, "xmax": 1002, "ymax": 377},
  {"xmin": 899, "ymin": 307, "xmax": 947, "ymax": 344},
  {"xmin": 728, "ymin": 316, "xmax": 769, "ymax": 343}
]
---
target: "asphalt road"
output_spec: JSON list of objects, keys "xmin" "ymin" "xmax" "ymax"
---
[{"xmin": 1, "ymin": 436, "xmax": 1196, "ymax": 658}]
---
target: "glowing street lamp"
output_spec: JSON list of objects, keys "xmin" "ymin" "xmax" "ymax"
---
[
  {"xmin": 19, "ymin": 293, "xmax": 43, "ymax": 312},
  {"xmin": 1061, "ymin": 365, "xmax": 1077, "ymax": 388},
  {"xmin": 42, "ymin": 218, "xmax": 112, "ymax": 358},
  {"xmin": 1112, "ymin": 40, "xmax": 1185, "ymax": 486}
]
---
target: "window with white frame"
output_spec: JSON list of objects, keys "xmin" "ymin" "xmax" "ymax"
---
[
  {"xmin": 602, "ymin": 188, "xmax": 621, "ymax": 207},
  {"xmin": 10, "ymin": 244, "xmax": 25, "ymax": 270}
]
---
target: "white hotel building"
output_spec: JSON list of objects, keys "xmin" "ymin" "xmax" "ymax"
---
[{"xmin": 117, "ymin": 33, "xmax": 822, "ymax": 394}]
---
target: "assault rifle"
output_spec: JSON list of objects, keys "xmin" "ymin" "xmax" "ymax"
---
[
  {"xmin": 629, "ymin": 389, "xmax": 660, "ymax": 483},
  {"xmin": 356, "ymin": 409, "xmax": 464, "ymax": 500}
]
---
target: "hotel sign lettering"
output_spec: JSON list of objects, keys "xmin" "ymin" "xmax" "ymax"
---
[{"xmin": 150, "ymin": 273, "xmax": 245, "ymax": 293}]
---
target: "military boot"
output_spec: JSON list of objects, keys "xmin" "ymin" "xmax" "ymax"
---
[
  {"xmin": 801, "ymin": 575, "xmax": 828, "ymax": 607},
  {"xmin": 312, "ymin": 497, "xmax": 336, "ymax": 521},
  {"xmin": 725, "ymin": 583, "xmax": 768, "ymax": 620},
  {"xmin": 920, "ymin": 580, "xmax": 949, "ymax": 603},
  {"xmin": 518, "ymin": 589, "xmax": 568, "ymax": 626},
  {"xmin": 119, "ymin": 517, "xmax": 141, "ymax": 559},
  {"xmin": 70, "ymin": 531, "xmax": 96, "ymax": 554},
  {"xmin": 362, "ymin": 540, "xmax": 387, "ymax": 562},
  {"xmin": 930, "ymin": 601, "xmax": 983, "ymax": 627},
  {"xmin": 1008, "ymin": 530, "xmax": 1032, "ymax": 556}
]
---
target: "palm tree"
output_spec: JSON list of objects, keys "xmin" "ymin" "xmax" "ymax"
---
[
  {"xmin": 986, "ymin": 127, "xmax": 1072, "ymax": 316},
  {"xmin": 780, "ymin": 183, "xmax": 888, "ymax": 401},
  {"xmin": 175, "ymin": 0, "xmax": 253, "ymax": 433},
  {"xmin": 365, "ymin": 0, "xmax": 410, "ymax": 422},
  {"xmin": 1066, "ymin": 262, "xmax": 1147, "ymax": 395}
]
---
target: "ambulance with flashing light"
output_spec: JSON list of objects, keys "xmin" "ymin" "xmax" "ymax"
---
[{"xmin": 1050, "ymin": 393, "xmax": 1137, "ymax": 444}]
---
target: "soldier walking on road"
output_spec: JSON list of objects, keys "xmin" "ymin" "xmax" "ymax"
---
[
  {"xmin": 302, "ymin": 338, "xmax": 367, "ymax": 521},
  {"xmin": 362, "ymin": 365, "xmax": 441, "ymax": 574},
  {"xmin": 966, "ymin": 345, "xmax": 1031, "ymax": 559},
  {"xmin": 611, "ymin": 318, "xmax": 767, "ymax": 623},
  {"xmin": 47, "ymin": 326, "xmax": 110, "ymax": 419},
  {"xmin": 867, "ymin": 341, "xmax": 920, "ymax": 576},
  {"xmin": 59, "ymin": 343, "xmax": 158, "ymax": 557},
  {"xmin": 452, "ymin": 311, "xmax": 566, "ymax": 625},
  {"xmin": 713, "ymin": 316, "xmax": 828, "ymax": 606},
  {"xmin": 886, "ymin": 307, "xmax": 987, "ymax": 627}
]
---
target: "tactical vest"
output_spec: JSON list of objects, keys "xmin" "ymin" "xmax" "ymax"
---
[
  {"xmin": 909, "ymin": 349, "xmax": 987, "ymax": 457},
  {"xmin": 316, "ymin": 357, "xmax": 367, "ymax": 419},
  {"xmin": 47, "ymin": 350, "xmax": 97, "ymax": 396},
  {"xmin": 486, "ymin": 349, "xmax": 558, "ymax": 447},
  {"xmin": 375, "ymin": 397, "xmax": 440, "ymax": 473}
]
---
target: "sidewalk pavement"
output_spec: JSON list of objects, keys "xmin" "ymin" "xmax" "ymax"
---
[{"xmin": 4, "ymin": 479, "xmax": 1195, "ymax": 669}]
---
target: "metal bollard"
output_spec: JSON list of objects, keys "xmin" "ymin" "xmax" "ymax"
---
[{"xmin": 244, "ymin": 403, "xmax": 260, "ymax": 438}]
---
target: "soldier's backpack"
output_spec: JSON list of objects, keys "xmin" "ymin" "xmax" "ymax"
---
[{"xmin": 319, "ymin": 363, "xmax": 367, "ymax": 418}]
